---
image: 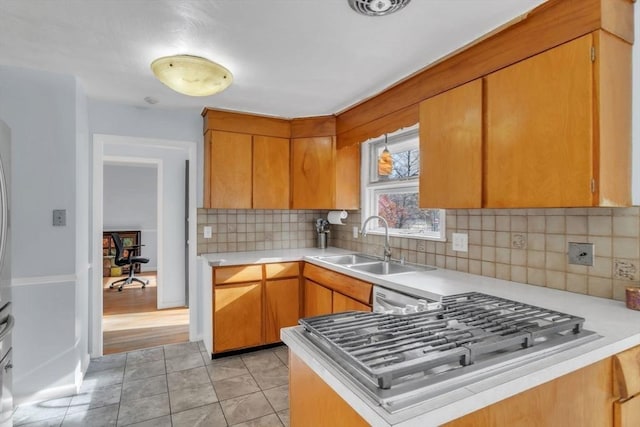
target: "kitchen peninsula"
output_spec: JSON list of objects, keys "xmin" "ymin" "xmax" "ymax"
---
[{"xmin": 200, "ymin": 248, "xmax": 640, "ymax": 426}]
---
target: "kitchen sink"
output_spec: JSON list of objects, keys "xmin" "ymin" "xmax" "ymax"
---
[
  {"xmin": 349, "ymin": 261, "xmax": 429, "ymax": 275},
  {"xmin": 317, "ymin": 254, "xmax": 380, "ymax": 265},
  {"xmin": 315, "ymin": 253, "xmax": 436, "ymax": 275}
]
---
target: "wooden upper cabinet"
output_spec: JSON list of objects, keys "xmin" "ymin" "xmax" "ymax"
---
[
  {"xmin": 335, "ymin": 143, "xmax": 360, "ymax": 210},
  {"xmin": 419, "ymin": 79, "xmax": 483, "ymax": 209},
  {"xmin": 207, "ymin": 130, "xmax": 253, "ymax": 209},
  {"xmin": 253, "ymin": 135, "xmax": 290, "ymax": 209},
  {"xmin": 484, "ymin": 32, "xmax": 630, "ymax": 208},
  {"xmin": 291, "ymin": 137, "xmax": 336, "ymax": 209}
]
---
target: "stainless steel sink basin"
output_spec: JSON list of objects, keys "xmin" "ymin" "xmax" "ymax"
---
[
  {"xmin": 317, "ymin": 254, "xmax": 380, "ymax": 265},
  {"xmin": 349, "ymin": 261, "xmax": 434, "ymax": 275},
  {"xmin": 315, "ymin": 252, "xmax": 436, "ymax": 276}
]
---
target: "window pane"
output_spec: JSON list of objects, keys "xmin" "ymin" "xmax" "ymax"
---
[{"xmin": 375, "ymin": 191, "xmax": 441, "ymax": 234}]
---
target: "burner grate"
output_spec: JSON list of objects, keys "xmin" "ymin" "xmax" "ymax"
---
[{"xmin": 300, "ymin": 292, "xmax": 588, "ymax": 389}]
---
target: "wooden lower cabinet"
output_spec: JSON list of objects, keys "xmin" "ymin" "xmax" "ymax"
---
[
  {"xmin": 332, "ymin": 292, "xmax": 370, "ymax": 312},
  {"xmin": 290, "ymin": 352, "xmax": 616, "ymax": 427},
  {"xmin": 613, "ymin": 344, "xmax": 640, "ymax": 427},
  {"xmin": 265, "ymin": 278, "xmax": 300, "ymax": 344},
  {"xmin": 290, "ymin": 352, "xmax": 369, "ymax": 427},
  {"xmin": 303, "ymin": 279, "xmax": 333, "ymax": 317},
  {"xmin": 213, "ymin": 262, "xmax": 301, "ymax": 353},
  {"xmin": 214, "ymin": 281, "xmax": 263, "ymax": 353},
  {"xmin": 615, "ymin": 395, "xmax": 640, "ymax": 427},
  {"xmin": 303, "ymin": 263, "xmax": 373, "ymax": 316},
  {"xmin": 443, "ymin": 358, "xmax": 614, "ymax": 427}
]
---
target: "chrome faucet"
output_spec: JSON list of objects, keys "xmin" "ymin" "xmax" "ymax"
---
[{"xmin": 361, "ymin": 215, "xmax": 392, "ymax": 262}]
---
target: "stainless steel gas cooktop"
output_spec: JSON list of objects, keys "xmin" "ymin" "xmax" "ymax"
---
[{"xmin": 299, "ymin": 292, "xmax": 599, "ymax": 413}]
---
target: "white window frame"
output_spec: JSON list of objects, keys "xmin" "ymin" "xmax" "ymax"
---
[{"xmin": 361, "ymin": 124, "xmax": 446, "ymax": 241}]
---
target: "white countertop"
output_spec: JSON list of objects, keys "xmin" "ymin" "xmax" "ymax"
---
[
  {"xmin": 201, "ymin": 247, "xmax": 640, "ymax": 426},
  {"xmin": 200, "ymin": 247, "xmax": 353, "ymax": 266}
]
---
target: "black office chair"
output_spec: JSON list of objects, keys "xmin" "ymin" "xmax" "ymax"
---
[{"xmin": 109, "ymin": 232, "xmax": 150, "ymax": 291}]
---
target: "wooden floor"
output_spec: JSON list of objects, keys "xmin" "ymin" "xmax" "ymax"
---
[{"xmin": 103, "ymin": 272, "xmax": 189, "ymax": 355}]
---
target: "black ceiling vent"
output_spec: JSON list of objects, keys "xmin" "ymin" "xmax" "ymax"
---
[{"xmin": 348, "ymin": 0, "xmax": 411, "ymax": 16}]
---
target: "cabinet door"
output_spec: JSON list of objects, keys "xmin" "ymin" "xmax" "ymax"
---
[
  {"xmin": 290, "ymin": 353, "xmax": 369, "ymax": 427},
  {"xmin": 615, "ymin": 395, "xmax": 640, "ymax": 427},
  {"xmin": 443, "ymin": 358, "xmax": 613, "ymax": 427},
  {"xmin": 485, "ymin": 34, "xmax": 594, "ymax": 208},
  {"xmin": 291, "ymin": 137, "xmax": 335, "ymax": 209},
  {"xmin": 303, "ymin": 279, "xmax": 333, "ymax": 317},
  {"xmin": 253, "ymin": 135, "xmax": 290, "ymax": 209},
  {"xmin": 209, "ymin": 130, "xmax": 253, "ymax": 209},
  {"xmin": 419, "ymin": 79, "xmax": 482, "ymax": 209},
  {"xmin": 214, "ymin": 282, "xmax": 262, "ymax": 352},
  {"xmin": 332, "ymin": 292, "xmax": 371, "ymax": 313},
  {"xmin": 335, "ymin": 143, "xmax": 360, "ymax": 209},
  {"xmin": 265, "ymin": 278, "xmax": 300, "ymax": 344}
]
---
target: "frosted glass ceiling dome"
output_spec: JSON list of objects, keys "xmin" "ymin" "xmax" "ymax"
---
[{"xmin": 150, "ymin": 55, "xmax": 233, "ymax": 97}]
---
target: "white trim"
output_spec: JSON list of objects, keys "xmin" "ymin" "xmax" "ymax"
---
[
  {"xmin": 10, "ymin": 274, "xmax": 77, "ymax": 287},
  {"xmin": 360, "ymin": 129, "xmax": 446, "ymax": 242},
  {"xmin": 92, "ymin": 136, "xmax": 104, "ymax": 357},
  {"xmin": 91, "ymin": 134, "xmax": 198, "ymax": 358}
]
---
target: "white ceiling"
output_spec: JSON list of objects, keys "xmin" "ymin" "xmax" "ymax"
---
[{"xmin": 0, "ymin": 0, "xmax": 547, "ymax": 118}]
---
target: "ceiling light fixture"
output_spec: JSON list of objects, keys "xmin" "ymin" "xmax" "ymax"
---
[
  {"xmin": 150, "ymin": 55, "xmax": 233, "ymax": 97},
  {"xmin": 348, "ymin": 0, "xmax": 411, "ymax": 16}
]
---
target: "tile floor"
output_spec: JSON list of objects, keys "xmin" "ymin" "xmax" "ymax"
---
[{"xmin": 12, "ymin": 342, "xmax": 290, "ymax": 427}]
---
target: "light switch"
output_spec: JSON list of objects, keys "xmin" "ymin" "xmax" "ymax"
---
[
  {"xmin": 53, "ymin": 209, "xmax": 66, "ymax": 227},
  {"xmin": 452, "ymin": 233, "xmax": 468, "ymax": 252},
  {"xmin": 353, "ymin": 226, "xmax": 359, "ymax": 239},
  {"xmin": 204, "ymin": 226, "xmax": 212, "ymax": 239}
]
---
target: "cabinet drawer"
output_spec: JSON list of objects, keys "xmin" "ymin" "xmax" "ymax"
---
[
  {"xmin": 614, "ymin": 394, "xmax": 640, "ymax": 427},
  {"xmin": 303, "ymin": 263, "xmax": 372, "ymax": 305},
  {"xmin": 265, "ymin": 262, "xmax": 300, "ymax": 279},
  {"xmin": 614, "ymin": 345, "xmax": 640, "ymax": 399},
  {"xmin": 214, "ymin": 265, "xmax": 262, "ymax": 285}
]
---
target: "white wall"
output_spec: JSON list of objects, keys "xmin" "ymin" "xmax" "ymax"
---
[
  {"xmin": 103, "ymin": 164, "xmax": 158, "ymax": 271},
  {"xmin": 0, "ymin": 65, "xmax": 89, "ymax": 402},
  {"xmin": 88, "ymin": 100, "xmax": 203, "ymax": 206}
]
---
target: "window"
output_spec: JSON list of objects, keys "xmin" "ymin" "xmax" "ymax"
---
[{"xmin": 361, "ymin": 125, "xmax": 445, "ymax": 240}]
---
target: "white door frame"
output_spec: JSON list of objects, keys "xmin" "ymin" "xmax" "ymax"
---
[{"xmin": 91, "ymin": 134, "xmax": 197, "ymax": 357}]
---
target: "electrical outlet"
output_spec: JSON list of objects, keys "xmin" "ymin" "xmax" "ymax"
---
[
  {"xmin": 204, "ymin": 226, "xmax": 212, "ymax": 239},
  {"xmin": 568, "ymin": 242, "xmax": 594, "ymax": 266},
  {"xmin": 53, "ymin": 209, "xmax": 66, "ymax": 226},
  {"xmin": 353, "ymin": 226, "xmax": 359, "ymax": 239},
  {"xmin": 452, "ymin": 233, "xmax": 468, "ymax": 252}
]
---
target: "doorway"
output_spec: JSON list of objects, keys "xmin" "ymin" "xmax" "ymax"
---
[
  {"xmin": 91, "ymin": 134, "xmax": 198, "ymax": 357},
  {"xmin": 101, "ymin": 162, "xmax": 188, "ymax": 354}
]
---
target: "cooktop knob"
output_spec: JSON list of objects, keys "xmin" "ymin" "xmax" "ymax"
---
[
  {"xmin": 405, "ymin": 304, "xmax": 418, "ymax": 313},
  {"xmin": 392, "ymin": 306, "xmax": 406, "ymax": 315}
]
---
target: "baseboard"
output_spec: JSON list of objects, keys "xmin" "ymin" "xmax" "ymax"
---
[{"xmin": 157, "ymin": 300, "xmax": 186, "ymax": 310}]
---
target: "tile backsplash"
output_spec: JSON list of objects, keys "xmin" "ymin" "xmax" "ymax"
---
[
  {"xmin": 197, "ymin": 209, "xmax": 327, "ymax": 254},
  {"xmin": 197, "ymin": 206, "xmax": 640, "ymax": 302},
  {"xmin": 330, "ymin": 208, "xmax": 640, "ymax": 302}
]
